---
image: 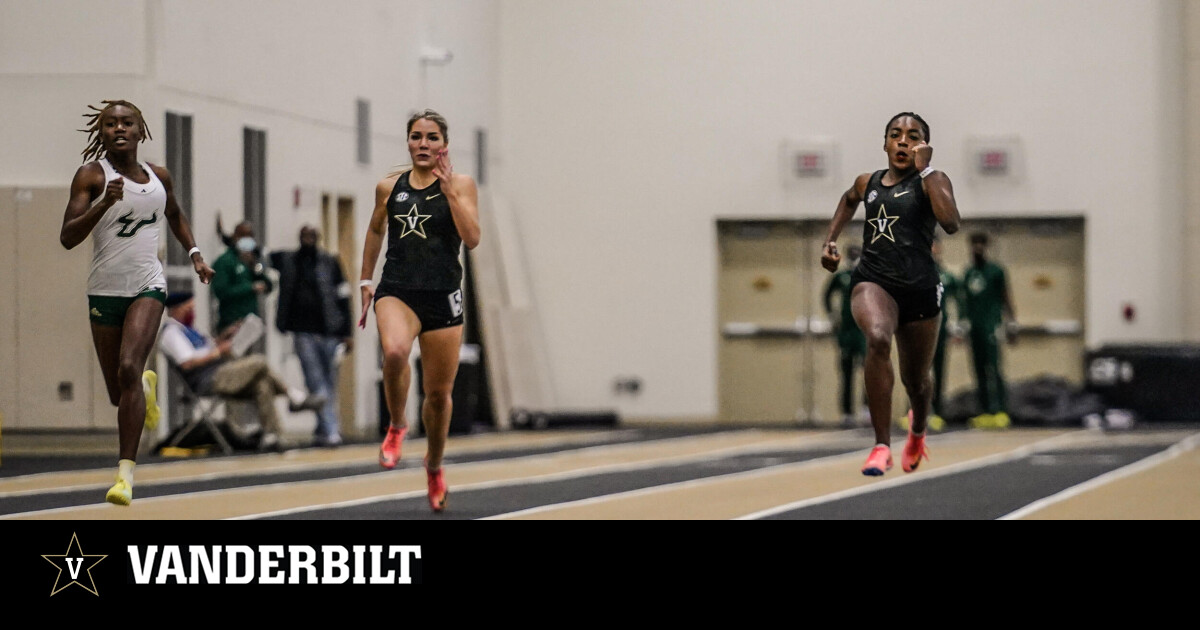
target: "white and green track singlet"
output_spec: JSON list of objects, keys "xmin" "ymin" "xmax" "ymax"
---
[{"xmin": 87, "ymin": 158, "xmax": 167, "ymax": 297}]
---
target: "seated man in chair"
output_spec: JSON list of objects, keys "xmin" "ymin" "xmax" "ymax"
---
[{"xmin": 158, "ymin": 292, "xmax": 324, "ymax": 451}]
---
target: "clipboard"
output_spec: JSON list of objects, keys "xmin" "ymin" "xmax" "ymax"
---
[{"xmin": 230, "ymin": 314, "xmax": 264, "ymax": 358}]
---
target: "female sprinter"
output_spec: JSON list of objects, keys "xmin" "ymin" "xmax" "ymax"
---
[
  {"xmin": 60, "ymin": 100, "xmax": 214, "ymax": 505},
  {"xmin": 820, "ymin": 112, "xmax": 961, "ymax": 476},
  {"xmin": 358, "ymin": 110, "xmax": 480, "ymax": 512}
]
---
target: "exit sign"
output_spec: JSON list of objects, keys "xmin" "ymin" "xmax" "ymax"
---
[
  {"xmin": 977, "ymin": 149, "xmax": 1009, "ymax": 175},
  {"xmin": 793, "ymin": 151, "xmax": 826, "ymax": 177}
]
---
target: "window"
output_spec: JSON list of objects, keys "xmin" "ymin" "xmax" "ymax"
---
[
  {"xmin": 357, "ymin": 98, "xmax": 371, "ymax": 165},
  {"xmin": 243, "ymin": 127, "xmax": 267, "ymax": 240},
  {"xmin": 165, "ymin": 112, "xmax": 193, "ymax": 293}
]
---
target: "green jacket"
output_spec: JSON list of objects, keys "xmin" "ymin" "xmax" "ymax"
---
[
  {"xmin": 211, "ymin": 249, "xmax": 273, "ymax": 332},
  {"xmin": 823, "ymin": 269, "xmax": 864, "ymax": 349},
  {"xmin": 963, "ymin": 260, "xmax": 1008, "ymax": 332}
]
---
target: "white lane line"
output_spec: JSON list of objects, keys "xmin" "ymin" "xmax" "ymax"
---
[
  {"xmin": 481, "ymin": 450, "xmax": 864, "ymax": 520},
  {"xmin": 234, "ymin": 430, "xmax": 861, "ymax": 519},
  {"xmin": 486, "ymin": 431, "xmax": 1088, "ymax": 520},
  {"xmin": 1, "ymin": 429, "xmax": 826, "ymax": 519},
  {"xmin": 0, "ymin": 430, "xmax": 645, "ymax": 499},
  {"xmin": 735, "ymin": 431, "xmax": 1090, "ymax": 520},
  {"xmin": 997, "ymin": 431, "xmax": 1200, "ymax": 521}
]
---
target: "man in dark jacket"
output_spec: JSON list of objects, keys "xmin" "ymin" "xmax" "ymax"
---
[{"xmin": 270, "ymin": 225, "xmax": 353, "ymax": 446}]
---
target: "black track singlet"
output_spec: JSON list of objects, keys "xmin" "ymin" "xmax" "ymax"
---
[
  {"xmin": 382, "ymin": 171, "xmax": 463, "ymax": 290},
  {"xmin": 854, "ymin": 169, "xmax": 939, "ymax": 290}
]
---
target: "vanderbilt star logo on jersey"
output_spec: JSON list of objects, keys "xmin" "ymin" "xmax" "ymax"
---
[
  {"xmin": 395, "ymin": 204, "xmax": 432, "ymax": 239},
  {"xmin": 869, "ymin": 204, "xmax": 899, "ymax": 244}
]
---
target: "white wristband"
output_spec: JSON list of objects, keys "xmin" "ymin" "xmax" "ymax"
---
[
  {"xmin": 188, "ymin": 247, "xmax": 201, "ymax": 258},
  {"xmin": 919, "ymin": 166, "xmax": 935, "ymax": 179},
  {"xmin": 359, "ymin": 280, "xmax": 373, "ymax": 288}
]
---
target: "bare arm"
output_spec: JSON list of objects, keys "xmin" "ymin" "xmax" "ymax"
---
[
  {"xmin": 820, "ymin": 173, "xmax": 871, "ymax": 273},
  {"xmin": 358, "ymin": 176, "xmax": 394, "ymax": 328},
  {"xmin": 922, "ymin": 172, "xmax": 961, "ymax": 235},
  {"xmin": 913, "ymin": 143, "xmax": 960, "ymax": 234},
  {"xmin": 60, "ymin": 163, "xmax": 117, "ymax": 249},
  {"xmin": 433, "ymin": 149, "xmax": 481, "ymax": 249},
  {"xmin": 152, "ymin": 164, "xmax": 214, "ymax": 285}
]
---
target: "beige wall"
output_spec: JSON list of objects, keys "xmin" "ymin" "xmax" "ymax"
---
[
  {"xmin": 497, "ymin": 0, "xmax": 1188, "ymax": 418},
  {"xmin": 1186, "ymin": 1, "xmax": 1200, "ymax": 340},
  {"xmin": 0, "ymin": 0, "xmax": 500, "ymax": 432}
]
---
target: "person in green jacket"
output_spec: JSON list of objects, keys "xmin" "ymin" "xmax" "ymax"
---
[
  {"xmin": 929, "ymin": 237, "xmax": 960, "ymax": 429},
  {"xmin": 962, "ymin": 232, "xmax": 1017, "ymax": 429},
  {"xmin": 823, "ymin": 245, "xmax": 866, "ymax": 427},
  {"xmin": 211, "ymin": 221, "xmax": 272, "ymax": 336}
]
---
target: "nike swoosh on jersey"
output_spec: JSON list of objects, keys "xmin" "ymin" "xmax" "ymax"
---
[
  {"xmin": 426, "ymin": 193, "xmax": 442, "ymax": 200},
  {"xmin": 894, "ymin": 191, "xmax": 911, "ymax": 198}
]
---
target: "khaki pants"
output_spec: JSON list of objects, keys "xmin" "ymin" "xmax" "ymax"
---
[{"xmin": 212, "ymin": 355, "xmax": 287, "ymax": 435}]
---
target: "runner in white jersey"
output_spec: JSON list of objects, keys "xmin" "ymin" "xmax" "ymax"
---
[
  {"xmin": 87, "ymin": 156, "xmax": 168, "ymax": 297},
  {"xmin": 60, "ymin": 100, "xmax": 215, "ymax": 506}
]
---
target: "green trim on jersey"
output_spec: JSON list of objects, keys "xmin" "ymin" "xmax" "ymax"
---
[{"xmin": 88, "ymin": 289, "xmax": 167, "ymax": 327}]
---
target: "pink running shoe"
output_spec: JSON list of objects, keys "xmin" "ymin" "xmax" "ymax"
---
[
  {"xmin": 901, "ymin": 432, "xmax": 931, "ymax": 473},
  {"xmin": 425, "ymin": 458, "xmax": 448, "ymax": 513},
  {"xmin": 861, "ymin": 445, "xmax": 893, "ymax": 476},
  {"xmin": 379, "ymin": 425, "xmax": 408, "ymax": 469}
]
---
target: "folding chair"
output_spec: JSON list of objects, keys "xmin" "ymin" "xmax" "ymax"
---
[{"xmin": 161, "ymin": 358, "xmax": 235, "ymax": 455}]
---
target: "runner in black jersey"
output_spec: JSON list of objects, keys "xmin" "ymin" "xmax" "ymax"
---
[
  {"xmin": 820, "ymin": 112, "xmax": 961, "ymax": 477},
  {"xmin": 358, "ymin": 110, "xmax": 480, "ymax": 513}
]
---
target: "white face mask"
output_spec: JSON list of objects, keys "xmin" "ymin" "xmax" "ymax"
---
[{"xmin": 236, "ymin": 236, "xmax": 257, "ymax": 253}]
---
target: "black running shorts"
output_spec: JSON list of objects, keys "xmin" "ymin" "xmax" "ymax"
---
[{"xmin": 373, "ymin": 282, "xmax": 465, "ymax": 332}]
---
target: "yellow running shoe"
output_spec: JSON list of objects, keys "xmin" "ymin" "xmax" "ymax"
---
[
  {"xmin": 992, "ymin": 412, "xmax": 1012, "ymax": 429},
  {"xmin": 968, "ymin": 413, "xmax": 994, "ymax": 429},
  {"xmin": 142, "ymin": 370, "xmax": 160, "ymax": 432},
  {"xmin": 899, "ymin": 410, "xmax": 943, "ymax": 432},
  {"xmin": 105, "ymin": 478, "xmax": 132, "ymax": 506}
]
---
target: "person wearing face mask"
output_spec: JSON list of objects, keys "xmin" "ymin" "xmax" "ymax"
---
[
  {"xmin": 158, "ymin": 292, "xmax": 325, "ymax": 451},
  {"xmin": 269, "ymin": 225, "xmax": 354, "ymax": 447},
  {"xmin": 210, "ymin": 220, "xmax": 273, "ymax": 336}
]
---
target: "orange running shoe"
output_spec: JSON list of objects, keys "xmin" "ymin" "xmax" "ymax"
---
[
  {"xmin": 861, "ymin": 445, "xmax": 893, "ymax": 476},
  {"xmin": 901, "ymin": 432, "xmax": 931, "ymax": 473},
  {"xmin": 425, "ymin": 458, "xmax": 448, "ymax": 513},
  {"xmin": 379, "ymin": 425, "xmax": 408, "ymax": 469}
]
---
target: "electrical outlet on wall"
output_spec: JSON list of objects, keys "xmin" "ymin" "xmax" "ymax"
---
[{"xmin": 614, "ymin": 377, "xmax": 641, "ymax": 395}]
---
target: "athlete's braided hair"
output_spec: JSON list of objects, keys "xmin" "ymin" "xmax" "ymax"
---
[
  {"xmin": 885, "ymin": 111, "xmax": 930, "ymax": 142},
  {"xmin": 79, "ymin": 100, "xmax": 152, "ymax": 163}
]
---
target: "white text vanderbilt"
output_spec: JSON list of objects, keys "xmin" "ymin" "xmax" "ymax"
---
[{"xmin": 127, "ymin": 545, "xmax": 422, "ymax": 585}]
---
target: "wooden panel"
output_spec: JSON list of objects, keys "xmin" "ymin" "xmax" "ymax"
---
[
  {"xmin": 16, "ymin": 187, "xmax": 97, "ymax": 429},
  {"xmin": 0, "ymin": 189, "xmax": 19, "ymax": 428}
]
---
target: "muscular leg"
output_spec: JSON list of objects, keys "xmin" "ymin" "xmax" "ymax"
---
[
  {"xmin": 91, "ymin": 323, "xmax": 123, "ymax": 407},
  {"xmin": 375, "ymin": 297, "xmax": 421, "ymax": 430},
  {"xmin": 895, "ymin": 315, "xmax": 941, "ymax": 435},
  {"xmin": 851, "ymin": 282, "xmax": 899, "ymax": 447},
  {"xmin": 115, "ymin": 298, "xmax": 164, "ymax": 460},
  {"xmin": 417, "ymin": 325, "xmax": 463, "ymax": 470}
]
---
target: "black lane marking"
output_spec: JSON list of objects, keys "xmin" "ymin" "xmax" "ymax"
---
[
  {"xmin": 269, "ymin": 449, "xmax": 858, "ymax": 520},
  {"xmin": 0, "ymin": 429, "xmax": 751, "ymax": 515},
  {"xmin": 760, "ymin": 445, "xmax": 1167, "ymax": 520}
]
